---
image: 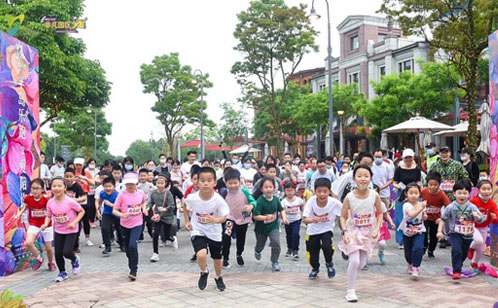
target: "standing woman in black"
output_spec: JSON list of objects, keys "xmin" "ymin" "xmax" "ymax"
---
[{"xmin": 459, "ymin": 147, "xmax": 479, "ymax": 186}]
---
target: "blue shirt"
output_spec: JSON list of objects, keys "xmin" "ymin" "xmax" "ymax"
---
[
  {"xmin": 310, "ymin": 170, "xmax": 337, "ymax": 191},
  {"xmin": 100, "ymin": 190, "xmax": 119, "ymax": 216}
]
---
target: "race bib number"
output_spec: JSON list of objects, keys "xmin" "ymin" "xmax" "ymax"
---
[
  {"xmin": 353, "ymin": 213, "xmax": 372, "ymax": 227},
  {"xmin": 455, "ymin": 221, "xmax": 474, "ymax": 236},
  {"xmin": 313, "ymin": 212, "xmax": 330, "ymax": 223},
  {"xmin": 264, "ymin": 213, "xmax": 277, "ymax": 224},
  {"xmin": 405, "ymin": 222, "xmax": 423, "ymax": 235},
  {"xmin": 440, "ymin": 180, "xmax": 455, "ymax": 192},
  {"xmin": 196, "ymin": 212, "xmax": 213, "ymax": 224},
  {"xmin": 127, "ymin": 204, "xmax": 142, "ymax": 216},
  {"xmin": 54, "ymin": 213, "xmax": 69, "ymax": 224},
  {"xmin": 286, "ymin": 206, "xmax": 300, "ymax": 215},
  {"xmin": 241, "ymin": 211, "xmax": 252, "ymax": 219},
  {"xmin": 426, "ymin": 206, "xmax": 440, "ymax": 215},
  {"xmin": 31, "ymin": 208, "xmax": 47, "ymax": 218}
]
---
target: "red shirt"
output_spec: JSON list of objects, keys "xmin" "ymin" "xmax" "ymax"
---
[
  {"xmin": 184, "ymin": 185, "xmax": 198, "ymax": 199},
  {"xmin": 421, "ymin": 188, "xmax": 451, "ymax": 221},
  {"xmin": 75, "ymin": 170, "xmax": 93, "ymax": 193},
  {"xmin": 470, "ymin": 197, "xmax": 498, "ymax": 228},
  {"xmin": 24, "ymin": 195, "xmax": 51, "ymax": 228}
]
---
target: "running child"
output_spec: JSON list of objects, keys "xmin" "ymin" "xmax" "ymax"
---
[
  {"xmin": 97, "ymin": 177, "xmax": 124, "ymax": 256},
  {"xmin": 148, "ymin": 174, "xmax": 175, "ymax": 262},
  {"xmin": 338, "ymin": 164, "xmax": 383, "ymax": 302},
  {"xmin": 112, "ymin": 173, "xmax": 147, "ymax": 281},
  {"xmin": 14, "ymin": 178, "xmax": 55, "ymax": 271},
  {"xmin": 220, "ymin": 168, "xmax": 256, "ymax": 268},
  {"xmin": 41, "ymin": 177, "xmax": 84, "ymax": 282},
  {"xmin": 138, "ymin": 168, "xmax": 155, "ymax": 241},
  {"xmin": 302, "ymin": 178, "xmax": 342, "ymax": 279},
  {"xmin": 468, "ymin": 179, "xmax": 498, "ymax": 269},
  {"xmin": 398, "ymin": 183, "xmax": 427, "ymax": 280},
  {"xmin": 421, "ymin": 172, "xmax": 450, "ymax": 258},
  {"xmin": 184, "ymin": 167, "xmax": 229, "ymax": 291},
  {"xmin": 437, "ymin": 179, "xmax": 485, "ymax": 280},
  {"xmin": 282, "ymin": 182, "xmax": 304, "ymax": 259},
  {"xmin": 252, "ymin": 164, "xmax": 283, "ymax": 200},
  {"xmin": 64, "ymin": 168, "xmax": 87, "ymax": 252},
  {"xmin": 253, "ymin": 177, "xmax": 289, "ymax": 272}
]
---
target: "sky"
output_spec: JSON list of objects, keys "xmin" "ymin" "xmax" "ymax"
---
[{"xmin": 42, "ymin": 0, "xmax": 384, "ymax": 156}]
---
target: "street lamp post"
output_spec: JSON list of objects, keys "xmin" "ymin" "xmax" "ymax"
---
[
  {"xmin": 337, "ymin": 110, "xmax": 344, "ymax": 155},
  {"xmin": 310, "ymin": 0, "xmax": 334, "ymax": 158},
  {"xmin": 194, "ymin": 69, "xmax": 205, "ymax": 159}
]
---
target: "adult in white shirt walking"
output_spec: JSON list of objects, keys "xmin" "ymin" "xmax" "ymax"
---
[
  {"xmin": 371, "ymin": 149, "xmax": 394, "ymax": 209},
  {"xmin": 180, "ymin": 151, "xmax": 199, "ymax": 178},
  {"xmin": 309, "ymin": 159, "xmax": 337, "ymax": 192}
]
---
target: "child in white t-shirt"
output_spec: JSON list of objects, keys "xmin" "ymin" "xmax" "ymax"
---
[
  {"xmin": 282, "ymin": 182, "xmax": 304, "ymax": 259},
  {"xmin": 302, "ymin": 178, "xmax": 342, "ymax": 279},
  {"xmin": 184, "ymin": 167, "xmax": 229, "ymax": 292}
]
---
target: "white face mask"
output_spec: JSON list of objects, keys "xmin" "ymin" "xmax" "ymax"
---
[
  {"xmin": 159, "ymin": 159, "xmax": 166, "ymax": 164},
  {"xmin": 88, "ymin": 164, "xmax": 96, "ymax": 169},
  {"xmin": 479, "ymin": 193, "xmax": 490, "ymax": 201}
]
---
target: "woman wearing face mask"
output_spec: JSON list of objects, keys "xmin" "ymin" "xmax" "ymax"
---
[
  {"xmin": 265, "ymin": 155, "xmax": 280, "ymax": 177},
  {"xmin": 147, "ymin": 160, "xmax": 156, "ymax": 172},
  {"xmin": 459, "ymin": 147, "xmax": 479, "ymax": 187},
  {"xmin": 339, "ymin": 162, "xmax": 350, "ymax": 177},
  {"xmin": 123, "ymin": 157, "xmax": 135, "ymax": 174},
  {"xmin": 240, "ymin": 158, "xmax": 257, "ymax": 190}
]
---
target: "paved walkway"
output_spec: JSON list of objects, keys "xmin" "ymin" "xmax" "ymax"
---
[{"xmin": 2, "ymin": 224, "xmax": 497, "ymax": 307}]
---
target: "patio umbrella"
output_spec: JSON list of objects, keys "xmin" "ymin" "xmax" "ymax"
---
[
  {"xmin": 229, "ymin": 144, "xmax": 261, "ymax": 154},
  {"xmin": 477, "ymin": 102, "xmax": 491, "ymax": 155},
  {"xmin": 383, "ymin": 116, "xmax": 454, "ymax": 166},
  {"xmin": 433, "ymin": 121, "xmax": 480, "ymax": 137}
]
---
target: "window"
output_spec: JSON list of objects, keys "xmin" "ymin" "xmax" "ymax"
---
[
  {"xmin": 379, "ymin": 66, "xmax": 386, "ymax": 78},
  {"xmin": 319, "ymin": 84, "xmax": 326, "ymax": 91},
  {"xmin": 350, "ymin": 36, "xmax": 359, "ymax": 50},
  {"xmin": 398, "ymin": 59, "xmax": 414, "ymax": 73},
  {"xmin": 348, "ymin": 72, "xmax": 360, "ymax": 92},
  {"xmin": 377, "ymin": 34, "xmax": 386, "ymax": 42}
]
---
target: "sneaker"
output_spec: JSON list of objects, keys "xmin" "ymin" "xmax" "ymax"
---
[
  {"xmin": 326, "ymin": 262, "xmax": 336, "ymax": 278},
  {"xmin": 198, "ymin": 270, "xmax": 209, "ymax": 290},
  {"xmin": 468, "ymin": 248, "xmax": 475, "ymax": 260},
  {"xmin": 102, "ymin": 249, "xmax": 111, "ymax": 257},
  {"xmin": 190, "ymin": 254, "xmax": 197, "ymax": 263},
  {"xmin": 308, "ymin": 270, "xmax": 319, "ymax": 279},
  {"xmin": 72, "ymin": 256, "xmax": 81, "ymax": 275},
  {"xmin": 55, "ymin": 271, "xmax": 68, "ymax": 282},
  {"xmin": 428, "ymin": 251, "xmax": 435, "ymax": 258},
  {"xmin": 398, "ymin": 244, "xmax": 404, "ymax": 250},
  {"xmin": 471, "ymin": 262, "xmax": 479, "ymax": 270},
  {"xmin": 285, "ymin": 249, "xmax": 292, "ymax": 257},
  {"xmin": 128, "ymin": 272, "xmax": 137, "ymax": 281},
  {"xmin": 112, "ymin": 240, "xmax": 119, "ymax": 247},
  {"xmin": 172, "ymin": 236, "xmax": 178, "ymax": 249},
  {"xmin": 164, "ymin": 241, "xmax": 170, "ymax": 247},
  {"xmin": 407, "ymin": 264, "xmax": 413, "ymax": 274},
  {"xmin": 214, "ymin": 276, "xmax": 226, "ymax": 292},
  {"xmin": 32, "ymin": 257, "xmax": 44, "ymax": 271},
  {"xmin": 120, "ymin": 246, "xmax": 126, "ymax": 253},
  {"xmin": 150, "ymin": 253, "xmax": 160, "ymax": 262},
  {"xmin": 293, "ymin": 251, "xmax": 299, "ymax": 261},
  {"xmin": 362, "ymin": 265, "xmax": 368, "ymax": 271},
  {"xmin": 341, "ymin": 251, "xmax": 349, "ymax": 260},
  {"xmin": 412, "ymin": 267, "xmax": 419, "ymax": 280},
  {"xmin": 86, "ymin": 239, "xmax": 94, "ymax": 247},
  {"xmin": 254, "ymin": 250, "xmax": 261, "ymax": 261},
  {"xmin": 452, "ymin": 272, "xmax": 461, "ymax": 280},
  {"xmin": 236, "ymin": 255, "xmax": 245, "ymax": 266},
  {"xmin": 99, "ymin": 243, "xmax": 106, "ymax": 249},
  {"xmin": 48, "ymin": 262, "xmax": 56, "ymax": 271},
  {"xmin": 223, "ymin": 259, "xmax": 230, "ymax": 269},
  {"xmin": 90, "ymin": 222, "xmax": 96, "ymax": 229},
  {"xmin": 272, "ymin": 262, "xmax": 281, "ymax": 272},
  {"xmin": 346, "ymin": 289, "xmax": 358, "ymax": 302},
  {"xmin": 378, "ymin": 251, "xmax": 386, "ymax": 265},
  {"xmin": 73, "ymin": 249, "xmax": 81, "ymax": 254}
]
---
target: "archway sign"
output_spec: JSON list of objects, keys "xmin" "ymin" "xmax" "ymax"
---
[{"xmin": 0, "ymin": 30, "xmax": 40, "ymax": 276}]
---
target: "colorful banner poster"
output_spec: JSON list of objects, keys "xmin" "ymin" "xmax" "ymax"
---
[
  {"xmin": 489, "ymin": 30, "xmax": 498, "ymax": 267},
  {"xmin": 0, "ymin": 30, "xmax": 40, "ymax": 276}
]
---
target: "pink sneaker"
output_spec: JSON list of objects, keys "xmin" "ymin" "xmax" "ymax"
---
[
  {"xmin": 32, "ymin": 258, "xmax": 44, "ymax": 271},
  {"xmin": 412, "ymin": 267, "xmax": 419, "ymax": 280},
  {"xmin": 48, "ymin": 262, "xmax": 56, "ymax": 271},
  {"xmin": 407, "ymin": 264, "xmax": 413, "ymax": 274}
]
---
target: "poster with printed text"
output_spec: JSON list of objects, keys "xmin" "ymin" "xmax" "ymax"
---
[
  {"xmin": 0, "ymin": 30, "xmax": 40, "ymax": 276},
  {"xmin": 489, "ymin": 30, "xmax": 498, "ymax": 268}
]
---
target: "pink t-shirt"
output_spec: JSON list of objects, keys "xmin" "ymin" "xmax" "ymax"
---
[
  {"xmin": 46, "ymin": 196, "xmax": 82, "ymax": 234},
  {"xmin": 113, "ymin": 189, "xmax": 146, "ymax": 229}
]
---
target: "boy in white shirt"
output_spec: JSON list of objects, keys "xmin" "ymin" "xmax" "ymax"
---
[
  {"xmin": 185, "ymin": 167, "xmax": 229, "ymax": 292},
  {"xmin": 303, "ymin": 178, "xmax": 342, "ymax": 279}
]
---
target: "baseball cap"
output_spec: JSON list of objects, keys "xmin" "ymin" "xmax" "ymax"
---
[
  {"xmin": 440, "ymin": 146, "xmax": 450, "ymax": 152},
  {"xmin": 122, "ymin": 172, "xmax": 138, "ymax": 185},
  {"xmin": 459, "ymin": 147, "xmax": 473, "ymax": 156},
  {"xmin": 74, "ymin": 158, "xmax": 85, "ymax": 165},
  {"xmin": 425, "ymin": 142, "xmax": 436, "ymax": 148},
  {"xmin": 402, "ymin": 148, "xmax": 415, "ymax": 158}
]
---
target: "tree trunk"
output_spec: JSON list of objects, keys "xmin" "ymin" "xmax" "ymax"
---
[
  {"xmin": 464, "ymin": 55, "xmax": 479, "ymax": 151},
  {"xmin": 167, "ymin": 138, "xmax": 175, "ymax": 159}
]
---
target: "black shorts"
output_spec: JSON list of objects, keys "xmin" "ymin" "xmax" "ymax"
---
[{"xmin": 191, "ymin": 236, "xmax": 222, "ymax": 260}]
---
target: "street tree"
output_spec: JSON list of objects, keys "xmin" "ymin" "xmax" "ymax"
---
[
  {"xmin": 140, "ymin": 52, "xmax": 212, "ymax": 157},
  {"xmin": 231, "ymin": 0, "xmax": 318, "ymax": 156},
  {"xmin": 379, "ymin": 0, "xmax": 498, "ymax": 149},
  {"xmin": 219, "ymin": 102, "xmax": 248, "ymax": 148}
]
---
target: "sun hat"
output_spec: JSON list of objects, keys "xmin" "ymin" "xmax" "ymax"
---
[
  {"xmin": 122, "ymin": 172, "xmax": 138, "ymax": 185},
  {"xmin": 74, "ymin": 158, "xmax": 85, "ymax": 165}
]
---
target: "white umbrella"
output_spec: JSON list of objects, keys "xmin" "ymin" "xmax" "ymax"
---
[
  {"xmin": 477, "ymin": 103, "xmax": 491, "ymax": 155},
  {"xmin": 433, "ymin": 121, "xmax": 480, "ymax": 137},
  {"xmin": 383, "ymin": 116, "xmax": 455, "ymax": 134},
  {"xmin": 229, "ymin": 144, "xmax": 261, "ymax": 154}
]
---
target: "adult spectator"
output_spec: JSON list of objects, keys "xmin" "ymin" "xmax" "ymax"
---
[
  {"xmin": 372, "ymin": 149, "xmax": 394, "ymax": 209},
  {"xmin": 423, "ymin": 142, "xmax": 439, "ymax": 172},
  {"xmin": 240, "ymin": 157, "xmax": 257, "ymax": 189},
  {"xmin": 50, "ymin": 156, "xmax": 65, "ymax": 178},
  {"xmin": 39, "ymin": 151, "xmax": 51, "ymax": 182},
  {"xmin": 429, "ymin": 145, "xmax": 468, "ymax": 201},
  {"xmin": 459, "ymin": 147, "xmax": 479, "ymax": 186},
  {"xmin": 180, "ymin": 150, "xmax": 199, "ymax": 177},
  {"xmin": 155, "ymin": 154, "xmax": 170, "ymax": 175},
  {"xmin": 309, "ymin": 159, "xmax": 336, "ymax": 192}
]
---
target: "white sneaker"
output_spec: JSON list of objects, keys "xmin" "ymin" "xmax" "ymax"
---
[
  {"xmin": 346, "ymin": 289, "xmax": 358, "ymax": 302},
  {"xmin": 99, "ymin": 243, "xmax": 105, "ymax": 249},
  {"xmin": 86, "ymin": 239, "xmax": 94, "ymax": 247},
  {"xmin": 150, "ymin": 253, "xmax": 160, "ymax": 262},
  {"xmin": 159, "ymin": 241, "xmax": 165, "ymax": 247},
  {"xmin": 112, "ymin": 240, "xmax": 119, "ymax": 247},
  {"xmin": 172, "ymin": 236, "xmax": 178, "ymax": 249},
  {"xmin": 164, "ymin": 241, "xmax": 171, "ymax": 247}
]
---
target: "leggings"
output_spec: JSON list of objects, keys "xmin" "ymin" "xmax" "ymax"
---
[
  {"xmin": 470, "ymin": 227, "xmax": 488, "ymax": 264},
  {"xmin": 153, "ymin": 221, "xmax": 172, "ymax": 254},
  {"xmin": 347, "ymin": 250, "xmax": 368, "ymax": 290},
  {"xmin": 87, "ymin": 195, "xmax": 96, "ymax": 223},
  {"xmin": 54, "ymin": 232, "xmax": 78, "ymax": 272},
  {"xmin": 122, "ymin": 225, "xmax": 142, "ymax": 273}
]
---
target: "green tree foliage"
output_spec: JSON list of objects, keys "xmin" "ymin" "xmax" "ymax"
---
[
  {"xmin": 379, "ymin": 0, "xmax": 498, "ymax": 149},
  {"xmin": 219, "ymin": 103, "xmax": 248, "ymax": 148},
  {"xmin": 232, "ymin": 0, "xmax": 318, "ymax": 156},
  {"xmin": 355, "ymin": 62, "xmax": 462, "ymax": 136},
  {"xmin": 140, "ymin": 52, "xmax": 212, "ymax": 157},
  {"xmin": 183, "ymin": 125, "xmax": 221, "ymax": 145},
  {"xmin": 50, "ymin": 107, "xmax": 112, "ymax": 160},
  {"xmin": 126, "ymin": 140, "xmax": 160, "ymax": 165},
  {"xmin": 0, "ymin": 0, "xmax": 112, "ymax": 126}
]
